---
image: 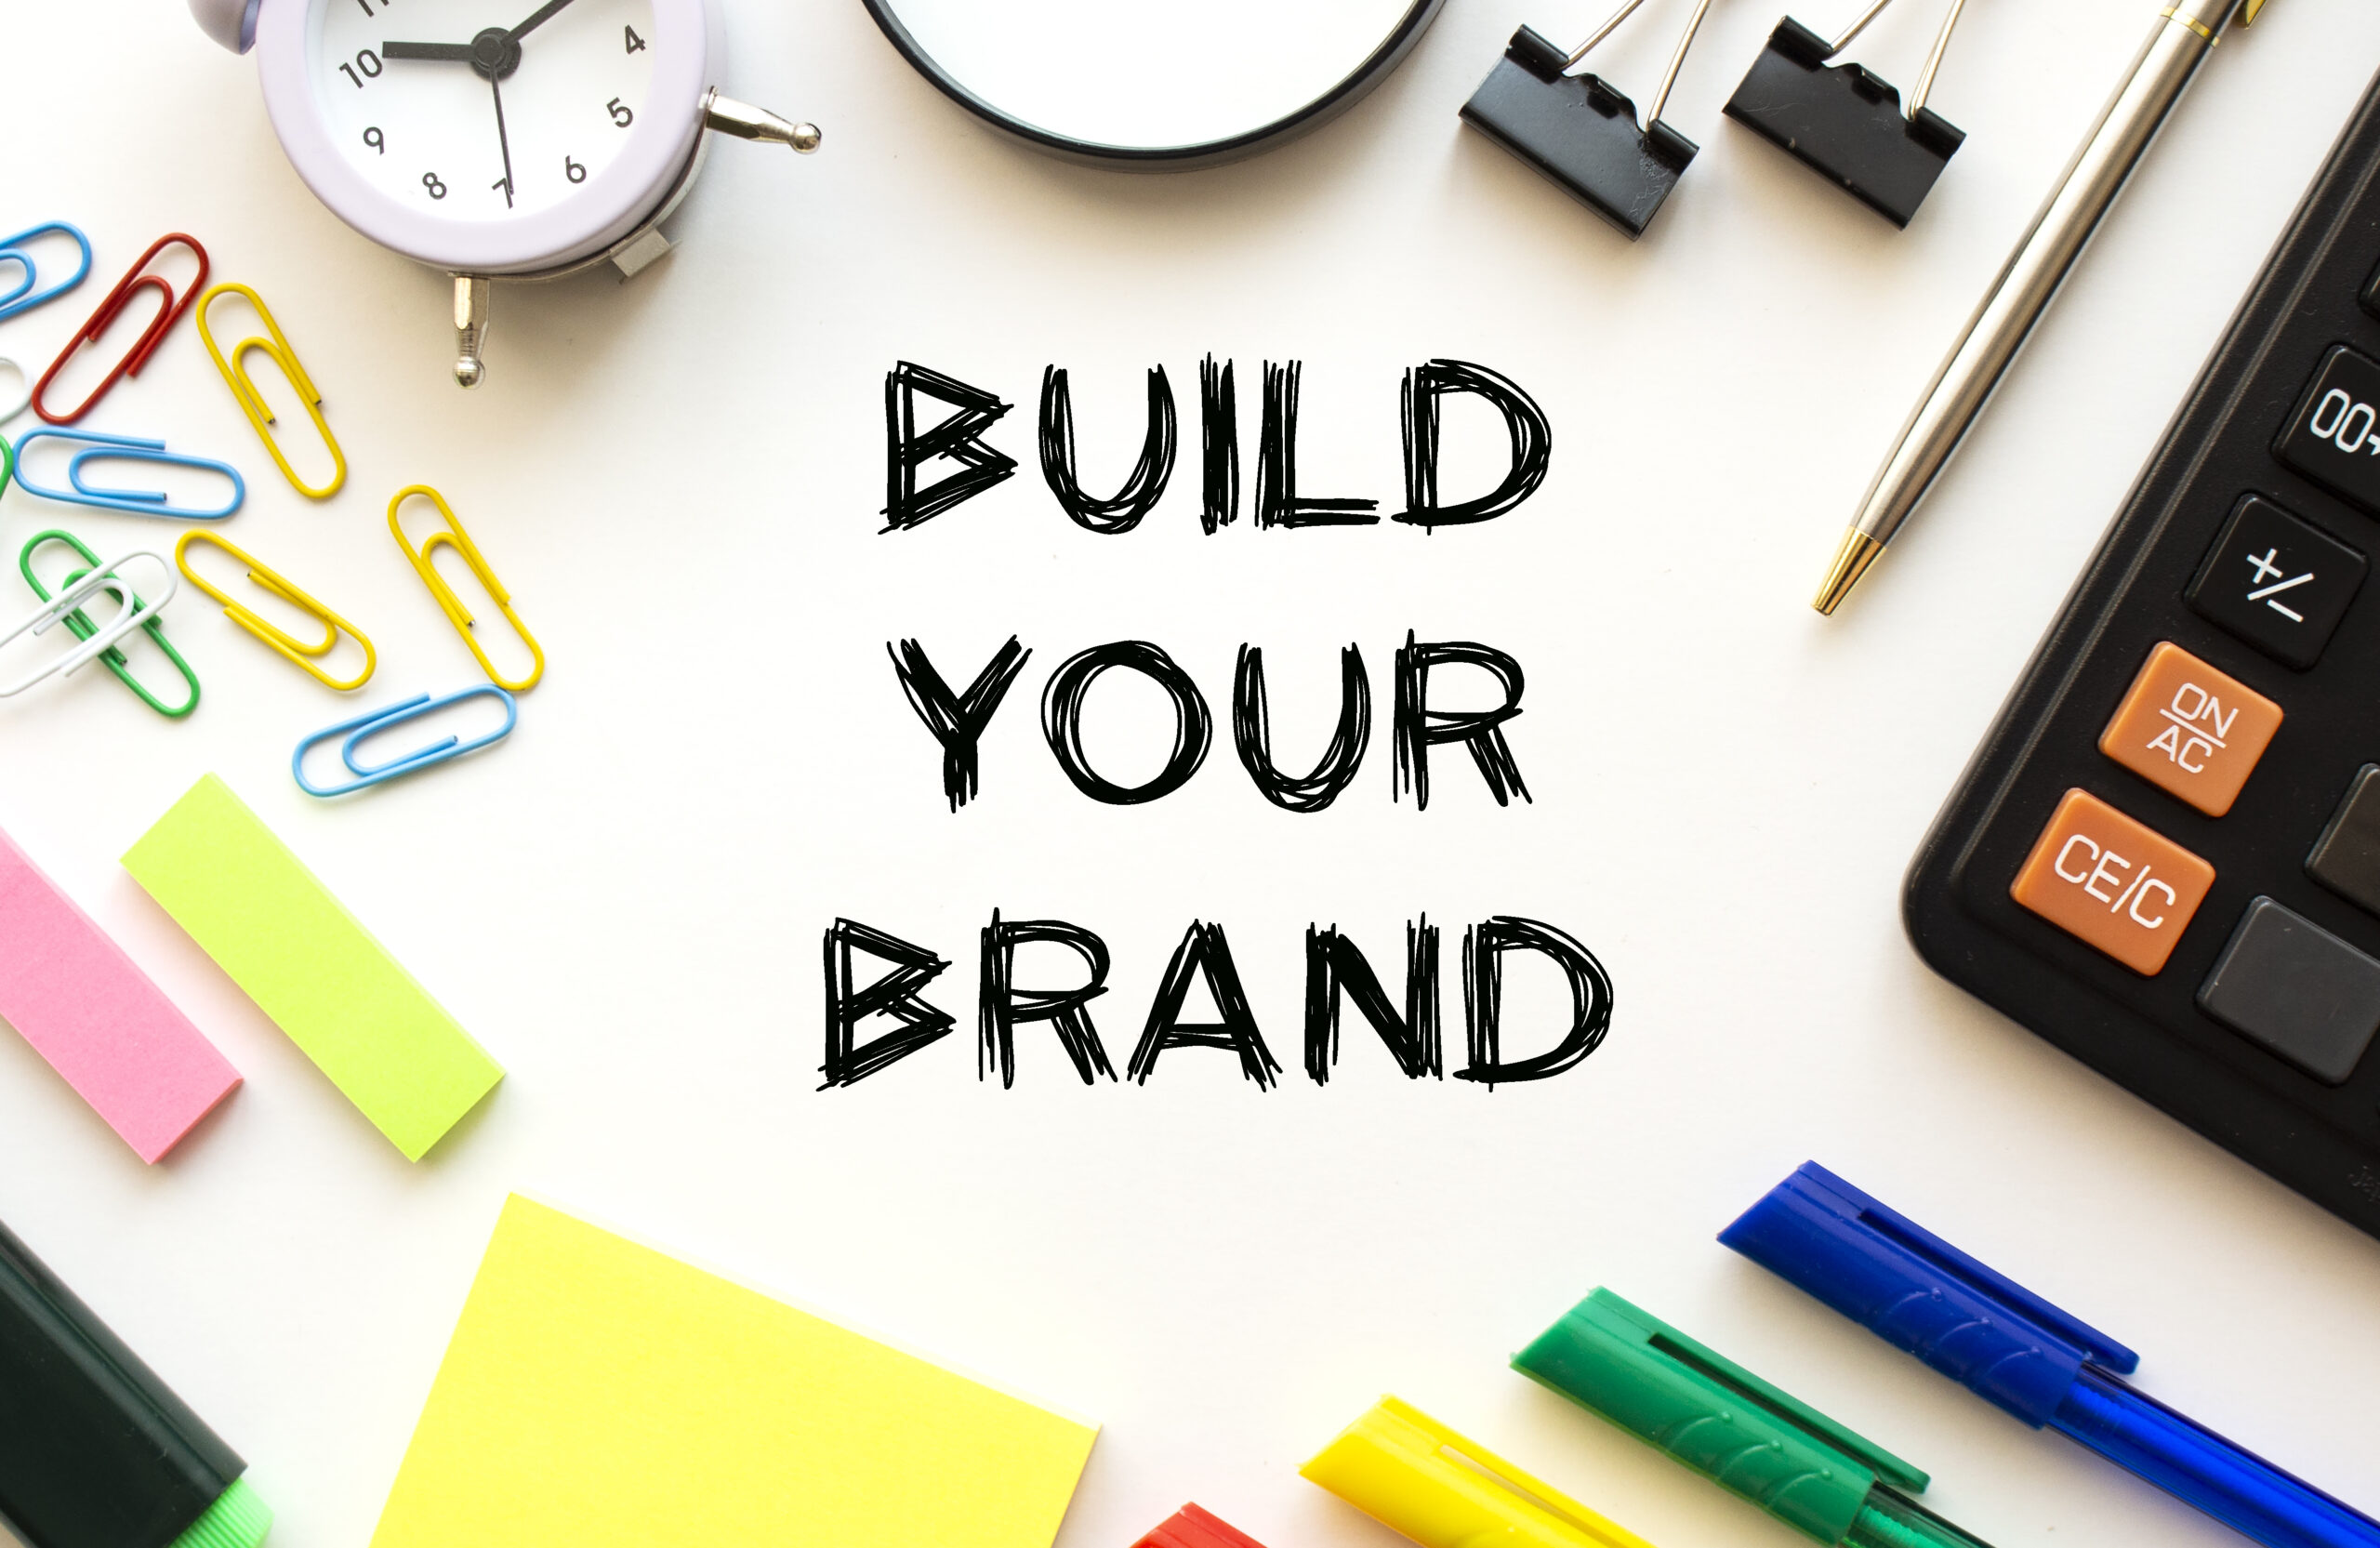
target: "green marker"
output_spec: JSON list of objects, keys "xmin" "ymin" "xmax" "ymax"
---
[{"xmin": 1514, "ymin": 1290, "xmax": 1999, "ymax": 1548}]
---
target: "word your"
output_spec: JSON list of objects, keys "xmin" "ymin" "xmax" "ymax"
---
[
  {"xmin": 892, "ymin": 634, "xmax": 1527, "ymax": 812},
  {"xmin": 824, "ymin": 914, "xmax": 1614, "ymax": 1090},
  {"xmin": 883, "ymin": 358, "xmax": 1553, "ymax": 533}
]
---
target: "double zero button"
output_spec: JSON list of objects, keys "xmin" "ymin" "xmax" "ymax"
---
[{"xmin": 2278, "ymin": 345, "xmax": 2380, "ymax": 515}]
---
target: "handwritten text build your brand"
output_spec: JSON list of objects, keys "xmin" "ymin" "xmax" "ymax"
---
[{"xmin": 830, "ymin": 359, "xmax": 1609, "ymax": 1091}]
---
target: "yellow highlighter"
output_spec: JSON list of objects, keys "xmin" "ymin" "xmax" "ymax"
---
[{"xmin": 1302, "ymin": 1396, "xmax": 1659, "ymax": 1548}]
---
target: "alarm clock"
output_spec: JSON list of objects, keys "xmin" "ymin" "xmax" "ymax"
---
[{"xmin": 190, "ymin": 0, "xmax": 818, "ymax": 386}]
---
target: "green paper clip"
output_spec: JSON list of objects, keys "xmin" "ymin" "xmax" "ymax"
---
[
  {"xmin": 1514, "ymin": 1290, "xmax": 2001, "ymax": 1548},
  {"xmin": 19, "ymin": 528, "xmax": 200, "ymax": 719}
]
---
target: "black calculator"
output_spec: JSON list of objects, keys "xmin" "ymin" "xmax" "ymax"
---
[{"xmin": 1907, "ymin": 67, "xmax": 2380, "ymax": 1238}]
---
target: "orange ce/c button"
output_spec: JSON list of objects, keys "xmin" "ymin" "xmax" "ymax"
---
[
  {"xmin": 2011, "ymin": 789, "xmax": 2216, "ymax": 975},
  {"xmin": 2098, "ymin": 642, "xmax": 2281, "ymax": 817}
]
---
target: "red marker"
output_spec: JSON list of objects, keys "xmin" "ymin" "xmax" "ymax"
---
[{"xmin": 1135, "ymin": 1503, "xmax": 1271, "ymax": 1548}]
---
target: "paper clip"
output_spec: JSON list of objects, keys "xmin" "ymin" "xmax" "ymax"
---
[
  {"xmin": 389, "ymin": 485, "xmax": 545, "ymax": 692},
  {"xmin": 19, "ymin": 529, "xmax": 200, "ymax": 718},
  {"xmin": 0, "ymin": 549, "xmax": 178, "ymax": 699},
  {"xmin": 1461, "ymin": 0, "xmax": 1719, "ymax": 239},
  {"xmin": 33, "ymin": 234, "xmax": 210, "ymax": 425},
  {"xmin": 1724, "ymin": 0, "xmax": 1970, "ymax": 227},
  {"xmin": 293, "ymin": 687, "xmax": 518, "ymax": 797},
  {"xmin": 176, "ymin": 530, "xmax": 377, "ymax": 691},
  {"xmin": 11, "ymin": 429, "xmax": 245, "ymax": 521},
  {"xmin": 196, "ymin": 283, "xmax": 347, "ymax": 499},
  {"xmin": 0, "ymin": 222, "xmax": 93, "ymax": 324},
  {"xmin": 0, "ymin": 359, "xmax": 31, "ymax": 425}
]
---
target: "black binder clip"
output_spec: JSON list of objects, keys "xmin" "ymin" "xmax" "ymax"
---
[
  {"xmin": 1724, "ymin": 0, "xmax": 1970, "ymax": 227},
  {"xmin": 1460, "ymin": 0, "xmax": 1720, "ymax": 240}
]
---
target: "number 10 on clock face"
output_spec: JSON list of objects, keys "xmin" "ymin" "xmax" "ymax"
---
[{"xmin": 303, "ymin": 0, "xmax": 667, "ymax": 247}]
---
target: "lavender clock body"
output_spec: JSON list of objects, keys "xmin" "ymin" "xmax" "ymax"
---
[{"xmin": 190, "ymin": 0, "xmax": 815, "ymax": 385}]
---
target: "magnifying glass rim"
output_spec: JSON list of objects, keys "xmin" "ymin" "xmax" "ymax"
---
[{"xmin": 860, "ymin": 0, "xmax": 1449, "ymax": 170}]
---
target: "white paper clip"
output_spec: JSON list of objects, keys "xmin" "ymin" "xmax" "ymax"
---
[
  {"xmin": 0, "ymin": 550, "xmax": 178, "ymax": 697},
  {"xmin": 0, "ymin": 356, "xmax": 30, "ymax": 424}
]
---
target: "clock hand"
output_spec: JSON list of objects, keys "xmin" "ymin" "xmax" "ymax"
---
[
  {"xmin": 489, "ymin": 73, "xmax": 517, "ymax": 209},
  {"xmin": 507, "ymin": 0, "xmax": 581, "ymax": 42},
  {"xmin": 387, "ymin": 0, "xmax": 576, "ymax": 83},
  {"xmin": 388, "ymin": 29, "xmax": 522, "ymax": 79}
]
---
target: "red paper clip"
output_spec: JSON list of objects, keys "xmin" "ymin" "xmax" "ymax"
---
[{"xmin": 32, "ymin": 234, "xmax": 210, "ymax": 425}]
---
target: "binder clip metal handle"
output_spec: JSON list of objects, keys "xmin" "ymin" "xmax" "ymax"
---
[
  {"xmin": 1565, "ymin": 0, "xmax": 1720, "ymax": 131},
  {"xmin": 1823, "ymin": 0, "xmax": 1967, "ymax": 119},
  {"xmin": 1723, "ymin": 0, "xmax": 1973, "ymax": 227},
  {"xmin": 1460, "ymin": 0, "xmax": 1720, "ymax": 239}
]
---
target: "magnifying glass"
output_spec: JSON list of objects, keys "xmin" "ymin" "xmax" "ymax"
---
[{"xmin": 862, "ymin": 0, "xmax": 1449, "ymax": 169}]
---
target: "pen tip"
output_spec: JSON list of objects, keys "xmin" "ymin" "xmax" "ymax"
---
[{"xmin": 1813, "ymin": 531, "xmax": 1886, "ymax": 615}]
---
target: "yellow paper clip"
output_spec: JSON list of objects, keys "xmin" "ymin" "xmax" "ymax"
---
[
  {"xmin": 1302, "ymin": 1397, "xmax": 1660, "ymax": 1548},
  {"xmin": 175, "ymin": 530, "xmax": 377, "ymax": 691},
  {"xmin": 195, "ymin": 283, "xmax": 347, "ymax": 500},
  {"xmin": 389, "ymin": 484, "xmax": 545, "ymax": 693}
]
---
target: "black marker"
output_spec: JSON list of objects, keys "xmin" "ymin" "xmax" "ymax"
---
[{"xmin": 0, "ymin": 1215, "xmax": 271, "ymax": 1548}]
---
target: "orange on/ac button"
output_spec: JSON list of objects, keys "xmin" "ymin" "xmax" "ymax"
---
[
  {"xmin": 2011, "ymin": 788, "xmax": 2216, "ymax": 975},
  {"xmin": 2098, "ymin": 642, "xmax": 2281, "ymax": 817}
]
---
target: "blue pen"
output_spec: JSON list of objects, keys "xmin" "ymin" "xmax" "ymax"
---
[{"xmin": 1723, "ymin": 1162, "xmax": 2380, "ymax": 1548}]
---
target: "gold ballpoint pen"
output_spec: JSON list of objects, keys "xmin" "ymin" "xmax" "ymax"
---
[{"xmin": 1814, "ymin": 0, "xmax": 2273, "ymax": 615}]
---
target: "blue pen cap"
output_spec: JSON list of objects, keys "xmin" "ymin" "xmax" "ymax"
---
[{"xmin": 1720, "ymin": 1162, "xmax": 2139, "ymax": 1426}]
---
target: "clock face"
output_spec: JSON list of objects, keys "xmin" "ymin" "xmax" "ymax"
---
[{"xmin": 311, "ymin": 0, "xmax": 659, "ymax": 224}]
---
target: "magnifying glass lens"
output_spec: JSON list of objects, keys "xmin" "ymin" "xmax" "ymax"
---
[{"xmin": 866, "ymin": 0, "xmax": 1447, "ymax": 167}]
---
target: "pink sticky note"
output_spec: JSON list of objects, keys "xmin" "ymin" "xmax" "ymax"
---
[{"xmin": 0, "ymin": 825, "xmax": 240, "ymax": 1162}]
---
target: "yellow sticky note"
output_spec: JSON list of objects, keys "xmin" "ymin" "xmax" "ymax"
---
[
  {"xmin": 370, "ymin": 1197, "xmax": 1100, "ymax": 1548},
  {"xmin": 120, "ymin": 774, "xmax": 501, "ymax": 1161}
]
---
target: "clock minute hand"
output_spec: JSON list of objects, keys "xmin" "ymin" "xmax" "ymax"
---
[
  {"xmin": 508, "ymin": 0, "xmax": 581, "ymax": 42},
  {"xmin": 489, "ymin": 74, "xmax": 517, "ymax": 209},
  {"xmin": 382, "ymin": 40, "xmax": 477, "ymax": 60}
]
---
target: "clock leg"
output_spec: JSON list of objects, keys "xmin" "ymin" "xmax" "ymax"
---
[
  {"xmin": 702, "ymin": 91, "xmax": 822, "ymax": 154},
  {"xmin": 452, "ymin": 274, "xmax": 492, "ymax": 390}
]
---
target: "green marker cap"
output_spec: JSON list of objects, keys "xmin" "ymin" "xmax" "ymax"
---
[
  {"xmin": 1514, "ymin": 1289, "xmax": 1927, "ymax": 1547},
  {"xmin": 169, "ymin": 1477, "xmax": 272, "ymax": 1548}
]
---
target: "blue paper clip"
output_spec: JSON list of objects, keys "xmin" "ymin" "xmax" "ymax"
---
[
  {"xmin": 0, "ymin": 223, "xmax": 93, "ymax": 323},
  {"xmin": 293, "ymin": 687, "xmax": 518, "ymax": 797},
  {"xmin": 10, "ymin": 429, "xmax": 245, "ymax": 520}
]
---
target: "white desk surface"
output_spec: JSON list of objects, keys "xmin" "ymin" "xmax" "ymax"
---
[{"xmin": 4, "ymin": 3, "xmax": 2379, "ymax": 1545}]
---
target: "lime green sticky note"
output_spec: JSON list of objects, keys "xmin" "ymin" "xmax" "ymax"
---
[
  {"xmin": 370, "ymin": 1197, "xmax": 1100, "ymax": 1548},
  {"xmin": 121, "ymin": 774, "xmax": 501, "ymax": 1160}
]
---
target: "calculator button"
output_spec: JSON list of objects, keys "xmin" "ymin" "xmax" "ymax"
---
[
  {"xmin": 2185, "ymin": 495, "xmax": 2365, "ymax": 668},
  {"xmin": 2011, "ymin": 789, "xmax": 2215, "ymax": 974},
  {"xmin": 2097, "ymin": 643, "xmax": 2281, "ymax": 817},
  {"xmin": 2275, "ymin": 345, "xmax": 2380, "ymax": 515},
  {"xmin": 2198, "ymin": 897, "xmax": 2380, "ymax": 1085},
  {"xmin": 2364, "ymin": 260, "xmax": 2380, "ymax": 324},
  {"xmin": 2307, "ymin": 764, "xmax": 2380, "ymax": 917}
]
